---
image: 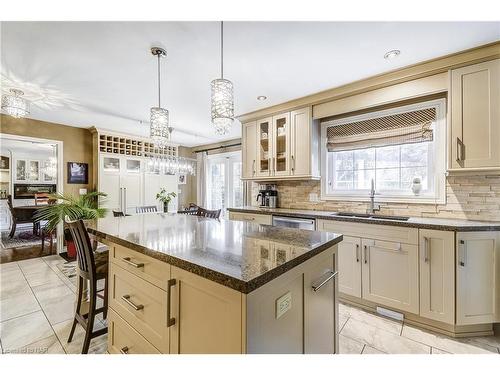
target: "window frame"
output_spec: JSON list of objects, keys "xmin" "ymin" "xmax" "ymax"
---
[{"xmin": 320, "ymin": 98, "xmax": 447, "ymax": 204}]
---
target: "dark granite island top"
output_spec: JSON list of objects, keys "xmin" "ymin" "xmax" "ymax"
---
[{"xmin": 88, "ymin": 213, "xmax": 342, "ymax": 294}]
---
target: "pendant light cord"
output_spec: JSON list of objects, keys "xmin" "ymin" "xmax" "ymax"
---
[
  {"xmin": 221, "ymin": 21, "xmax": 224, "ymax": 79},
  {"xmin": 157, "ymin": 53, "xmax": 161, "ymax": 107}
]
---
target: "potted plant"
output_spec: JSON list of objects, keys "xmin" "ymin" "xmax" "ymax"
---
[
  {"xmin": 156, "ymin": 188, "xmax": 176, "ymax": 213},
  {"xmin": 34, "ymin": 191, "xmax": 108, "ymax": 258}
]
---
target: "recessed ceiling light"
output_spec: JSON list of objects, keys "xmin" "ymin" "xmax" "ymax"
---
[
  {"xmin": 384, "ymin": 50, "xmax": 401, "ymax": 60},
  {"xmin": 257, "ymin": 95, "xmax": 267, "ymax": 101}
]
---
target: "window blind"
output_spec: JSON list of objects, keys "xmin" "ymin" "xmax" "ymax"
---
[{"xmin": 324, "ymin": 107, "xmax": 436, "ymax": 152}]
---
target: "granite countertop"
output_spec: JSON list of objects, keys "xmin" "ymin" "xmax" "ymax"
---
[
  {"xmin": 88, "ymin": 213, "xmax": 342, "ymax": 294},
  {"xmin": 228, "ymin": 206, "xmax": 500, "ymax": 231}
]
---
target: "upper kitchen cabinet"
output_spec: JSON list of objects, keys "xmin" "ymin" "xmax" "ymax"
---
[
  {"xmin": 242, "ymin": 107, "xmax": 320, "ymax": 180},
  {"xmin": 450, "ymin": 59, "xmax": 500, "ymax": 171}
]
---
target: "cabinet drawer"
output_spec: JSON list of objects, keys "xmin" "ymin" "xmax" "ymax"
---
[
  {"xmin": 109, "ymin": 262, "xmax": 169, "ymax": 353},
  {"xmin": 229, "ymin": 212, "xmax": 272, "ymax": 225},
  {"xmin": 317, "ymin": 219, "xmax": 418, "ymax": 245},
  {"xmin": 110, "ymin": 244, "xmax": 171, "ymax": 289},
  {"xmin": 108, "ymin": 309, "xmax": 161, "ymax": 354}
]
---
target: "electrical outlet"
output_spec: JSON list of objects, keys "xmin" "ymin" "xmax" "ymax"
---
[{"xmin": 276, "ymin": 292, "xmax": 292, "ymax": 319}]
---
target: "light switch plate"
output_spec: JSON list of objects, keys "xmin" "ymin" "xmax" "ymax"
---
[
  {"xmin": 276, "ymin": 291, "xmax": 292, "ymax": 319},
  {"xmin": 79, "ymin": 188, "xmax": 87, "ymax": 195}
]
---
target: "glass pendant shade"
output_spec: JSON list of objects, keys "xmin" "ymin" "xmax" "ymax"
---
[
  {"xmin": 1, "ymin": 89, "xmax": 29, "ymax": 118},
  {"xmin": 211, "ymin": 78, "xmax": 234, "ymax": 135},
  {"xmin": 150, "ymin": 107, "xmax": 170, "ymax": 148}
]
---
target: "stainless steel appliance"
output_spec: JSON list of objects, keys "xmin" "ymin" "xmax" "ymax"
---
[
  {"xmin": 256, "ymin": 184, "xmax": 278, "ymax": 208},
  {"xmin": 272, "ymin": 216, "xmax": 316, "ymax": 230}
]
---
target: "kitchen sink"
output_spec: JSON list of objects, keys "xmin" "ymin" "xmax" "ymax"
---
[{"xmin": 332, "ymin": 212, "xmax": 409, "ymax": 221}]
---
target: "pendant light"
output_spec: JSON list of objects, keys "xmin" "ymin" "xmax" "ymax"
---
[
  {"xmin": 150, "ymin": 47, "xmax": 170, "ymax": 148},
  {"xmin": 1, "ymin": 89, "xmax": 30, "ymax": 118},
  {"xmin": 210, "ymin": 21, "xmax": 234, "ymax": 135}
]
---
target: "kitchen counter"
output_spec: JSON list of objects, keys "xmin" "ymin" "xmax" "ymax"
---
[
  {"xmin": 88, "ymin": 213, "xmax": 342, "ymax": 293},
  {"xmin": 227, "ymin": 206, "xmax": 500, "ymax": 231}
]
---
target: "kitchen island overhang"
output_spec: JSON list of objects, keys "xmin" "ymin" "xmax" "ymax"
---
[{"xmin": 88, "ymin": 213, "xmax": 342, "ymax": 354}]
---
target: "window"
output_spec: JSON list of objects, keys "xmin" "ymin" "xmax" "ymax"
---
[
  {"xmin": 321, "ymin": 99, "xmax": 446, "ymax": 204},
  {"xmin": 206, "ymin": 151, "xmax": 243, "ymax": 214}
]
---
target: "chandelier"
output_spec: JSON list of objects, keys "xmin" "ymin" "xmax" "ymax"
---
[
  {"xmin": 150, "ymin": 47, "xmax": 171, "ymax": 148},
  {"xmin": 210, "ymin": 21, "xmax": 234, "ymax": 135},
  {"xmin": 147, "ymin": 155, "xmax": 196, "ymax": 176},
  {"xmin": 1, "ymin": 89, "xmax": 30, "ymax": 118}
]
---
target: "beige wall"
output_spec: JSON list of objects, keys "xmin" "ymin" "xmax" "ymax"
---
[
  {"xmin": 0, "ymin": 114, "xmax": 94, "ymax": 197},
  {"xmin": 250, "ymin": 175, "xmax": 500, "ymax": 221}
]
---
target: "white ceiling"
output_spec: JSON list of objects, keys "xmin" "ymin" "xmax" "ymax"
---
[
  {"xmin": 1, "ymin": 22, "xmax": 499, "ymax": 146},
  {"xmin": 1, "ymin": 138, "xmax": 56, "ymax": 156}
]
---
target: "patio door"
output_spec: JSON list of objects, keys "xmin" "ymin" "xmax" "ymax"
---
[{"xmin": 206, "ymin": 152, "xmax": 243, "ymax": 216}]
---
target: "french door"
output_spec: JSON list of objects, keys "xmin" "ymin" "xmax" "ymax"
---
[{"xmin": 206, "ymin": 152, "xmax": 243, "ymax": 215}]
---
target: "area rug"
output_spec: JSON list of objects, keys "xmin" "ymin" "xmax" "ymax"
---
[
  {"xmin": 57, "ymin": 260, "xmax": 77, "ymax": 278},
  {"xmin": 0, "ymin": 230, "xmax": 42, "ymax": 249}
]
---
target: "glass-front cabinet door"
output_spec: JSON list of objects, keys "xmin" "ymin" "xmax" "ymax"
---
[
  {"xmin": 272, "ymin": 113, "xmax": 290, "ymax": 176},
  {"xmin": 256, "ymin": 117, "xmax": 272, "ymax": 177}
]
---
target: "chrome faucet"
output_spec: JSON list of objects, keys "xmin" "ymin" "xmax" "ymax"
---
[{"xmin": 367, "ymin": 179, "xmax": 380, "ymax": 214}]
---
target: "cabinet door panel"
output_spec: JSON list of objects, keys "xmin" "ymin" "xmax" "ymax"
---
[
  {"xmin": 121, "ymin": 173, "xmax": 142, "ymax": 214},
  {"xmin": 337, "ymin": 236, "xmax": 362, "ymax": 298},
  {"xmin": 361, "ymin": 239, "xmax": 419, "ymax": 314},
  {"xmin": 419, "ymin": 229, "xmax": 455, "ymax": 324},
  {"xmin": 242, "ymin": 121, "xmax": 257, "ymax": 178},
  {"xmin": 256, "ymin": 118, "xmax": 272, "ymax": 177},
  {"xmin": 451, "ymin": 59, "xmax": 500, "ymax": 168},
  {"xmin": 290, "ymin": 107, "xmax": 311, "ymax": 176},
  {"xmin": 456, "ymin": 232, "xmax": 500, "ymax": 325},
  {"xmin": 272, "ymin": 113, "xmax": 290, "ymax": 176},
  {"xmin": 170, "ymin": 266, "xmax": 243, "ymax": 354}
]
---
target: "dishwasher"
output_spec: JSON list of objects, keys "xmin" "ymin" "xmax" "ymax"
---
[{"xmin": 272, "ymin": 216, "xmax": 316, "ymax": 230}]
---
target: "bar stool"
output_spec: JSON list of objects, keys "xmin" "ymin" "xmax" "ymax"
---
[{"xmin": 65, "ymin": 217, "xmax": 109, "ymax": 354}]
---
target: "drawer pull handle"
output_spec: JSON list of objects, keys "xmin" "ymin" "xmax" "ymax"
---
[
  {"xmin": 122, "ymin": 257, "xmax": 144, "ymax": 268},
  {"xmin": 121, "ymin": 295, "xmax": 144, "ymax": 311},
  {"xmin": 364, "ymin": 245, "xmax": 368, "ymax": 264},
  {"xmin": 459, "ymin": 239, "xmax": 466, "ymax": 267},
  {"xmin": 167, "ymin": 278, "xmax": 176, "ymax": 327},
  {"xmin": 423, "ymin": 237, "xmax": 430, "ymax": 263},
  {"xmin": 312, "ymin": 271, "xmax": 338, "ymax": 292},
  {"xmin": 120, "ymin": 346, "xmax": 129, "ymax": 354},
  {"xmin": 355, "ymin": 244, "xmax": 360, "ymax": 262}
]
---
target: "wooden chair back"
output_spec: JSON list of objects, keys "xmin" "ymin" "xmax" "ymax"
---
[
  {"xmin": 65, "ymin": 217, "xmax": 96, "ymax": 280},
  {"xmin": 136, "ymin": 206, "xmax": 158, "ymax": 214},
  {"xmin": 196, "ymin": 207, "xmax": 221, "ymax": 219}
]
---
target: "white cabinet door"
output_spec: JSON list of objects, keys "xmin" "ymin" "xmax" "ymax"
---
[
  {"xmin": 419, "ymin": 229, "xmax": 455, "ymax": 324},
  {"xmin": 451, "ymin": 59, "xmax": 500, "ymax": 169},
  {"xmin": 256, "ymin": 117, "xmax": 273, "ymax": 177},
  {"xmin": 121, "ymin": 173, "xmax": 142, "ymax": 215},
  {"xmin": 361, "ymin": 238, "xmax": 419, "ymax": 314},
  {"xmin": 99, "ymin": 172, "xmax": 121, "ymax": 213},
  {"xmin": 242, "ymin": 121, "xmax": 257, "ymax": 179},
  {"xmin": 456, "ymin": 232, "xmax": 500, "ymax": 325},
  {"xmin": 144, "ymin": 173, "xmax": 162, "ymax": 211},
  {"xmin": 290, "ymin": 107, "xmax": 311, "ymax": 177},
  {"xmin": 337, "ymin": 236, "xmax": 362, "ymax": 298},
  {"xmin": 271, "ymin": 113, "xmax": 290, "ymax": 177},
  {"xmin": 159, "ymin": 174, "xmax": 178, "ymax": 212}
]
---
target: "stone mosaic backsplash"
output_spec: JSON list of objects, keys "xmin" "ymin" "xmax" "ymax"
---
[{"xmin": 251, "ymin": 174, "xmax": 500, "ymax": 222}]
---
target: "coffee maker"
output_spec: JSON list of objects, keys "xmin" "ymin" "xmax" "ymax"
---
[{"xmin": 256, "ymin": 184, "xmax": 278, "ymax": 208}]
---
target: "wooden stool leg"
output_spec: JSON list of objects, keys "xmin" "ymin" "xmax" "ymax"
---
[
  {"xmin": 68, "ymin": 276, "xmax": 84, "ymax": 343},
  {"xmin": 81, "ymin": 280, "xmax": 97, "ymax": 354},
  {"xmin": 9, "ymin": 221, "xmax": 16, "ymax": 238}
]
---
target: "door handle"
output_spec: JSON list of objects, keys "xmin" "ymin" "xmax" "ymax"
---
[
  {"xmin": 363, "ymin": 245, "xmax": 368, "ymax": 264},
  {"xmin": 124, "ymin": 187, "xmax": 127, "ymax": 212},
  {"xmin": 291, "ymin": 155, "xmax": 295, "ymax": 173},
  {"xmin": 456, "ymin": 137, "xmax": 465, "ymax": 166},
  {"xmin": 312, "ymin": 271, "xmax": 338, "ymax": 292},
  {"xmin": 252, "ymin": 160, "xmax": 255, "ymax": 176},
  {"xmin": 459, "ymin": 239, "xmax": 466, "ymax": 267},
  {"xmin": 121, "ymin": 295, "xmax": 144, "ymax": 311},
  {"xmin": 167, "ymin": 278, "xmax": 176, "ymax": 327},
  {"xmin": 423, "ymin": 237, "xmax": 430, "ymax": 263},
  {"xmin": 355, "ymin": 244, "xmax": 360, "ymax": 262},
  {"xmin": 122, "ymin": 257, "xmax": 144, "ymax": 268}
]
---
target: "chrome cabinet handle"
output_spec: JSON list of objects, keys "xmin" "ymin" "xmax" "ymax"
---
[
  {"xmin": 459, "ymin": 240, "xmax": 466, "ymax": 267},
  {"xmin": 312, "ymin": 271, "xmax": 338, "ymax": 292},
  {"xmin": 120, "ymin": 346, "xmax": 129, "ymax": 354},
  {"xmin": 167, "ymin": 278, "xmax": 176, "ymax": 327},
  {"xmin": 121, "ymin": 295, "xmax": 144, "ymax": 311},
  {"xmin": 423, "ymin": 237, "xmax": 430, "ymax": 263},
  {"xmin": 363, "ymin": 245, "xmax": 368, "ymax": 264},
  {"xmin": 291, "ymin": 155, "xmax": 295, "ymax": 173},
  {"xmin": 122, "ymin": 257, "xmax": 144, "ymax": 268},
  {"xmin": 119, "ymin": 188, "xmax": 122, "ymax": 212},
  {"xmin": 355, "ymin": 244, "xmax": 360, "ymax": 262},
  {"xmin": 252, "ymin": 160, "xmax": 255, "ymax": 176},
  {"xmin": 124, "ymin": 187, "xmax": 127, "ymax": 212},
  {"xmin": 456, "ymin": 137, "xmax": 465, "ymax": 166}
]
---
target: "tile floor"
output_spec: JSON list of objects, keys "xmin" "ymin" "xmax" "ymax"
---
[{"xmin": 0, "ymin": 254, "xmax": 499, "ymax": 354}]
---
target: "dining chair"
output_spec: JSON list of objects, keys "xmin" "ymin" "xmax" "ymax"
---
[
  {"xmin": 65, "ymin": 217, "xmax": 108, "ymax": 354},
  {"xmin": 6, "ymin": 195, "xmax": 37, "ymax": 238},
  {"xmin": 136, "ymin": 206, "xmax": 158, "ymax": 214},
  {"xmin": 196, "ymin": 207, "xmax": 221, "ymax": 219}
]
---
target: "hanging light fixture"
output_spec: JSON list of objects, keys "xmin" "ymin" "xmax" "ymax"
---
[
  {"xmin": 210, "ymin": 21, "xmax": 234, "ymax": 135},
  {"xmin": 1, "ymin": 89, "xmax": 30, "ymax": 118},
  {"xmin": 150, "ymin": 47, "xmax": 170, "ymax": 148}
]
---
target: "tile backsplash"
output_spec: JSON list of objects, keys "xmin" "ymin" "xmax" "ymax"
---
[{"xmin": 251, "ymin": 174, "xmax": 500, "ymax": 221}]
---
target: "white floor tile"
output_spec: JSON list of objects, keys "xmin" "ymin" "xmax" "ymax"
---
[
  {"xmin": 0, "ymin": 290, "xmax": 41, "ymax": 322},
  {"xmin": 24, "ymin": 269, "xmax": 64, "ymax": 287},
  {"xmin": 348, "ymin": 307, "xmax": 402, "ymax": 335},
  {"xmin": 339, "ymin": 334, "xmax": 364, "ymax": 354},
  {"xmin": 52, "ymin": 318, "xmax": 107, "ymax": 354},
  {"xmin": 431, "ymin": 347, "xmax": 450, "ymax": 354},
  {"xmin": 362, "ymin": 345, "xmax": 386, "ymax": 354},
  {"xmin": 0, "ymin": 278, "xmax": 31, "ymax": 301},
  {"xmin": 0, "ymin": 310, "xmax": 53, "ymax": 350},
  {"xmin": 10, "ymin": 334, "xmax": 65, "ymax": 354}
]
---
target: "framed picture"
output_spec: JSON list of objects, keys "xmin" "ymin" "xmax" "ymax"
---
[
  {"xmin": 178, "ymin": 174, "xmax": 187, "ymax": 185},
  {"xmin": 67, "ymin": 162, "xmax": 88, "ymax": 184}
]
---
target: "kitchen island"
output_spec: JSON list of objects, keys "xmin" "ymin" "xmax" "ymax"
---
[{"xmin": 88, "ymin": 213, "xmax": 342, "ymax": 354}]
